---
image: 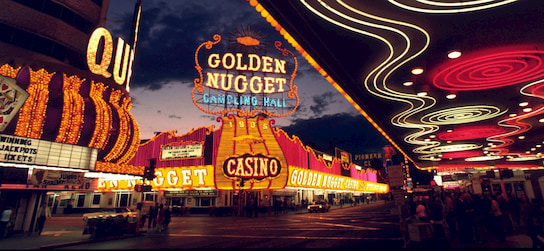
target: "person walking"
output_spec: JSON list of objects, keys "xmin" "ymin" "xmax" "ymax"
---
[
  {"xmin": 155, "ymin": 204, "xmax": 165, "ymax": 232},
  {"xmin": 415, "ymin": 199, "xmax": 428, "ymax": 222},
  {"xmin": 148, "ymin": 203, "xmax": 158, "ymax": 229},
  {"xmin": 36, "ymin": 202, "xmax": 51, "ymax": 235},
  {"xmin": 163, "ymin": 205, "xmax": 171, "ymax": 230},
  {"xmin": 526, "ymin": 198, "xmax": 544, "ymax": 249},
  {"xmin": 0, "ymin": 206, "xmax": 13, "ymax": 238},
  {"xmin": 473, "ymin": 194, "xmax": 490, "ymax": 244},
  {"xmin": 489, "ymin": 194, "xmax": 506, "ymax": 243}
]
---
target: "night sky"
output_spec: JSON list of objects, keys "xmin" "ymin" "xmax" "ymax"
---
[{"xmin": 106, "ymin": 0, "xmax": 389, "ymax": 155}]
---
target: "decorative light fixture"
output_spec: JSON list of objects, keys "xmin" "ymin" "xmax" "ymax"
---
[
  {"xmin": 446, "ymin": 93, "xmax": 457, "ymax": 99},
  {"xmin": 507, "ymin": 156, "xmax": 542, "ymax": 161},
  {"xmin": 447, "ymin": 50, "xmax": 462, "ymax": 59},
  {"xmin": 465, "ymin": 155, "xmax": 503, "ymax": 161},
  {"xmin": 403, "ymin": 81, "xmax": 414, "ymax": 86},
  {"xmin": 519, "ymin": 135, "xmax": 526, "ymax": 139},
  {"xmin": 411, "ymin": 67, "xmax": 424, "ymax": 75},
  {"xmin": 417, "ymin": 91, "xmax": 428, "ymax": 97},
  {"xmin": 523, "ymin": 107, "xmax": 532, "ymax": 112},
  {"xmin": 519, "ymin": 102, "xmax": 529, "ymax": 107}
]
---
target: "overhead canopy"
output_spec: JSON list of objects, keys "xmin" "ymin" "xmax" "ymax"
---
[{"xmin": 252, "ymin": 0, "xmax": 544, "ymax": 172}]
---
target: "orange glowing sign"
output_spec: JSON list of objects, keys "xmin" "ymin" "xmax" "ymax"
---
[
  {"xmin": 287, "ymin": 167, "xmax": 389, "ymax": 193},
  {"xmin": 193, "ymin": 26, "xmax": 299, "ymax": 118},
  {"xmin": 214, "ymin": 115, "xmax": 288, "ymax": 190},
  {"xmin": 95, "ymin": 165, "xmax": 215, "ymax": 191},
  {"xmin": 86, "ymin": 26, "xmax": 138, "ymax": 92}
]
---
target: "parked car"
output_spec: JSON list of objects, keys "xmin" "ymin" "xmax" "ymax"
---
[
  {"xmin": 82, "ymin": 207, "xmax": 138, "ymax": 236},
  {"xmin": 307, "ymin": 201, "xmax": 330, "ymax": 213},
  {"xmin": 82, "ymin": 207, "xmax": 137, "ymax": 222}
]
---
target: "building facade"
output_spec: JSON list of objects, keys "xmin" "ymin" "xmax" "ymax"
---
[{"xmin": 0, "ymin": 0, "xmax": 143, "ymax": 234}]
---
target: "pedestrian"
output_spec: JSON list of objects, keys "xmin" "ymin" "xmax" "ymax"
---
[
  {"xmin": 264, "ymin": 197, "xmax": 271, "ymax": 216},
  {"xmin": 509, "ymin": 193, "xmax": 521, "ymax": 231},
  {"xmin": 0, "ymin": 206, "xmax": 13, "ymax": 238},
  {"xmin": 526, "ymin": 198, "xmax": 544, "ymax": 249},
  {"xmin": 148, "ymin": 203, "xmax": 158, "ymax": 229},
  {"xmin": 456, "ymin": 192, "xmax": 475, "ymax": 243},
  {"xmin": 163, "ymin": 205, "xmax": 171, "ymax": 230},
  {"xmin": 489, "ymin": 194, "xmax": 506, "ymax": 243},
  {"xmin": 155, "ymin": 204, "xmax": 165, "ymax": 232},
  {"xmin": 497, "ymin": 193, "xmax": 514, "ymax": 234},
  {"xmin": 519, "ymin": 195, "xmax": 533, "ymax": 231},
  {"xmin": 273, "ymin": 199, "xmax": 280, "ymax": 216},
  {"xmin": 36, "ymin": 202, "xmax": 51, "ymax": 235},
  {"xmin": 443, "ymin": 192, "xmax": 455, "ymax": 235},
  {"xmin": 416, "ymin": 200, "xmax": 427, "ymax": 222},
  {"xmin": 473, "ymin": 194, "xmax": 490, "ymax": 244}
]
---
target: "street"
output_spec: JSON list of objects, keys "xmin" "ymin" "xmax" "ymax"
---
[{"xmin": 58, "ymin": 202, "xmax": 404, "ymax": 249}]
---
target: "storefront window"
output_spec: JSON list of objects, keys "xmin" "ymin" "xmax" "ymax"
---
[
  {"xmin": 92, "ymin": 194, "xmax": 101, "ymax": 205},
  {"xmin": 116, "ymin": 192, "xmax": 132, "ymax": 207},
  {"xmin": 504, "ymin": 183, "xmax": 513, "ymax": 197},
  {"xmin": 77, "ymin": 194, "xmax": 85, "ymax": 207},
  {"xmin": 144, "ymin": 192, "xmax": 157, "ymax": 202},
  {"xmin": 200, "ymin": 198, "xmax": 211, "ymax": 207},
  {"xmin": 513, "ymin": 181, "xmax": 526, "ymax": 197},
  {"xmin": 492, "ymin": 183, "xmax": 501, "ymax": 195}
]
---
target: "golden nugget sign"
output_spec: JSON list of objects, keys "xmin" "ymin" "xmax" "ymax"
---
[
  {"xmin": 96, "ymin": 166, "xmax": 215, "ymax": 191},
  {"xmin": 193, "ymin": 26, "xmax": 299, "ymax": 117},
  {"xmin": 287, "ymin": 167, "xmax": 389, "ymax": 193}
]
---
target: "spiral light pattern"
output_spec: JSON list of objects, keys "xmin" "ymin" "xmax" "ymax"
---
[
  {"xmin": 421, "ymin": 105, "xmax": 506, "ymax": 125},
  {"xmin": 388, "ymin": 0, "xmax": 518, "ymax": 13},
  {"xmin": 429, "ymin": 144, "xmax": 482, "ymax": 153},
  {"xmin": 433, "ymin": 51, "xmax": 544, "ymax": 91}
]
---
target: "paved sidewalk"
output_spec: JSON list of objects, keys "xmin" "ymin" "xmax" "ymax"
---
[{"xmin": 0, "ymin": 217, "xmax": 142, "ymax": 250}]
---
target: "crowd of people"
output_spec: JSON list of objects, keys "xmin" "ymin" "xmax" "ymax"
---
[
  {"xmin": 144, "ymin": 203, "xmax": 171, "ymax": 232},
  {"xmin": 408, "ymin": 190, "xmax": 544, "ymax": 248}
]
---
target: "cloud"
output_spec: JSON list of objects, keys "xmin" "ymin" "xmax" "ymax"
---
[
  {"xmin": 107, "ymin": 0, "xmax": 284, "ymax": 91},
  {"xmin": 310, "ymin": 92, "xmax": 337, "ymax": 116}
]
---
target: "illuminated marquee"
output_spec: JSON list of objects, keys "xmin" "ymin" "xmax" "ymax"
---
[
  {"xmin": 161, "ymin": 142, "xmax": 203, "ymax": 160},
  {"xmin": 193, "ymin": 26, "xmax": 299, "ymax": 118},
  {"xmin": 0, "ymin": 134, "xmax": 98, "ymax": 170},
  {"xmin": 287, "ymin": 167, "xmax": 389, "ymax": 193},
  {"xmin": 96, "ymin": 165, "xmax": 215, "ymax": 191},
  {"xmin": 223, "ymin": 153, "xmax": 281, "ymax": 180}
]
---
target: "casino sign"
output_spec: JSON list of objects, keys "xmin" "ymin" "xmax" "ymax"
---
[{"xmin": 192, "ymin": 26, "xmax": 299, "ymax": 118}]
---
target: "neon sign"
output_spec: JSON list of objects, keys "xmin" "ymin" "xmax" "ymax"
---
[
  {"xmin": 223, "ymin": 153, "xmax": 281, "ymax": 180},
  {"xmin": 287, "ymin": 167, "xmax": 389, "ymax": 193},
  {"xmin": 193, "ymin": 26, "xmax": 299, "ymax": 117}
]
